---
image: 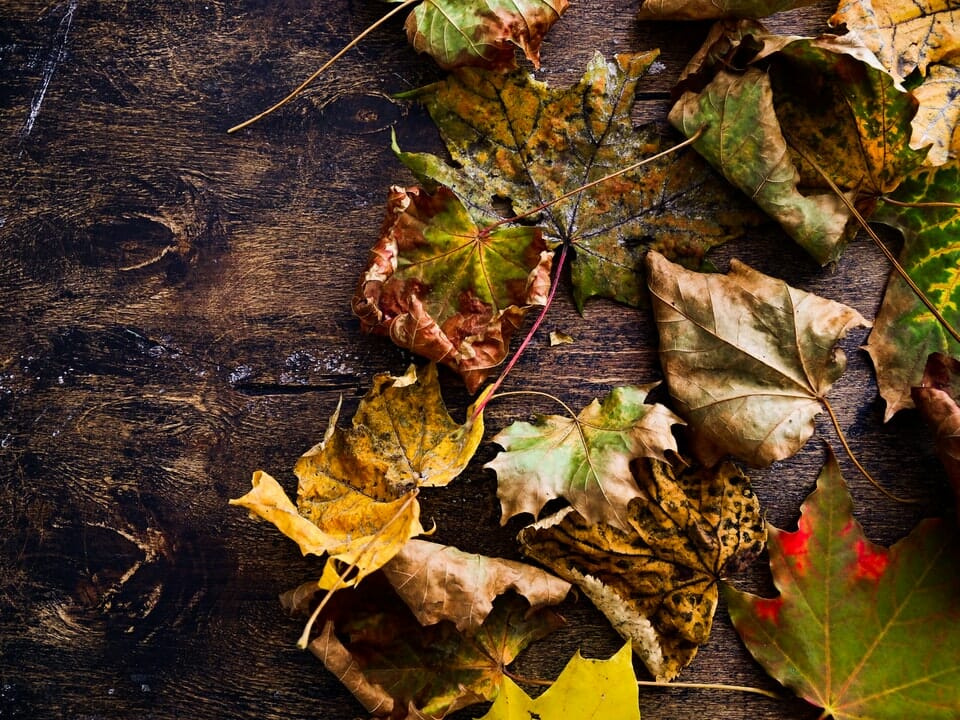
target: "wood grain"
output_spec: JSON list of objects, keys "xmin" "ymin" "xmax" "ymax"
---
[{"xmin": 0, "ymin": 1, "xmax": 948, "ymax": 719}]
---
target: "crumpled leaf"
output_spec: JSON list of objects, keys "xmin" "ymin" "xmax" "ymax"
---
[
  {"xmin": 403, "ymin": 0, "xmax": 569, "ymax": 71},
  {"xmin": 485, "ymin": 384, "xmax": 684, "ymax": 531},
  {"xmin": 231, "ymin": 363, "xmax": 485, "ymax": 587},
  {"xmin": 647, "ymin": 251, "xmax": 869, "ymax": 467},
  {"xmin": 670, "ymin": 20, "xmax": 925, "ymax": 263},
  {"xmin": 910, "ymin": 63, "xmax": 960, "ymax": 166},
  {"xmin": 863, "ymin": 161, "xmax": 960, "ymax": 419},
  {"xmin": 353, "ymin": 186, "xmax": 554, "ymax": 392},
  {"xmin": 380, "ymin": 538, "xmax": 571, "ymax": 632},
  {"xmin": 726, "ymin": 450, "xmax": 960, "ymax": 719},
  {"xmin": 396, "ymin": 51, "xmax": 762, "ymax": 310},
  {"xmin": 638, "ymin": 0, "xmax": 816, "ymax": 20},
  {"xmin": 912, "ymin": 352, "xmax": 960, "ymax": 511},
  {"xmin": 478, "ymin": 643, "xmax": 640, "ymax": 720},
  {"xmin": 520, "ymin": 458, "xmax": 765, "ymax": 681},
  {"xmin": 309, "ymin": 575, "xmax": 564, "ymax": 719}
]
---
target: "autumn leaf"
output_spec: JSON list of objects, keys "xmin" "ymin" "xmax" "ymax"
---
[
  {"xmin": 670, "ymin": 20, "xmax": 925, "ymax": 263},
  {"xmin": 725, "ymin": 450, "xmax": 960, "ymax": 719},
  {"xmin": 485, "ymin": 384, "xmax": 684, "ymax": 531},
  {"xmin": 308, "ymin": 574, "xmax": 564, "ymax": 719},
  {"xmin": 863, "ymin": 161, "xmax": 960, "ymax": 419},
  {"xmin": 637, "ymin": 0, "xmax": 817, "ymax": 21},
  {"xmin": 912, "ymin": 352, "xmax": 960, "ymax": 511},
  {"xmin": 403, "ymin": 0, "xmax": 569, "ymax": 71},
  {"xmin": 911, "ymin": 63, "xmax": 960, "ymax": 166},
  {"xmin": 647, "ymin": 251, "xmax": 869, "ymax": 467},
  {"xmin": 520, "ymin": 458, "xmax": 765, "ymax": 681},
  {"xmin": 352, "ymin": 186, "xmax": 554, "ymax": 393},
  {"xmin": 479, "ymin": 643, "xmax": 640, "ymax": 720},
  {"xmin": 231, "ymin": 363, "xmax": 485, "ymax": 587},
  {"xmin": 380, "ymin": 538, "xmax": 571, "ymax": 632},
  {"xmin": 396, "ymin": 51, "xmax": 761, "ymax": 310}
]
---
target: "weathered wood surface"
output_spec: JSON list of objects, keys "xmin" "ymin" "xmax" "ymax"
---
[{"xmin": 0, "ymin": 2, "xmax": 950, "ymax": 718}]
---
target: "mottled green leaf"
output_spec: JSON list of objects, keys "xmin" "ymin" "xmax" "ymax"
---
[
  {"xmin": 485, "ymin": 384, "xmax": 684, "ymax": 531},
  {"xmin": 864, "ymin": 161, "xmax": 960, "ymax": 419},
  {"xmin": 726, "ymin": 451, "xmax": 960, "ymax": 719},
  {"xmin": 403, "ymin": 0, "xmax": 569, "ymax": 70},
  {"xmin": 647, "ymin": 251, "xmax": 869, "ymax": 467},
  {"xmin": 397, "ymin": 52, "xmax": 760, "ymax": 310}
]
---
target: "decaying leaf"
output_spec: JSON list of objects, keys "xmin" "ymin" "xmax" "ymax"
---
[
  {"xmin": 647, "ymin": 251, "xmax": 869, "ymax": 467},
  {"xmin": 829, "ymin": 0, "xmax": 959, "ymax": 80},
  {"xmin": 396, "ymin": 51, "xmax": 761, "ymax": 310},
  {"xmin": 726, "ymin": 450, "xmax": 960, "ymax": 719},
  {"xmin": 910, "ymin": 63, "xmax": 960, "ymax": 165},
  {"xmin": 309, "ymin": 575, "xmax": 564, "ymax": 719},
  {"xmin": 380, "ymin": 538, "xmax": 570, "ymax": 632},
  {"xmin": 670, "ymin": 20, "xmax": 925, "ymax": 263},
  {"xmin": 912, "ymin": 352, "xmax": 960, "ymax": 511},
  {"xmin": 404, "ymin": 0, "xmax": 569, "ymax": 71},
  {"xmin": 479, "ymin": 644, "xmax": 640, "ymax": 720},
  {"xmin": 485, "ymin": 384, "xmax": 684, "ymax": 531},
  {"xmin": 864, "ymin": 161, "xmax": 960, "ymax": 419},
  {"xmin": 638, "ymin": 0, "xmax": 817, "ymax": 20},
  {"xmin": 231, "ymin": 363, "xmax": 485, "ymax": 587},
  {"xmin": 520, "ymin": 458, "xmax": 765, "ymax": 681},
  {"xmin": 353, "ymin": 186, "xmax": 554, "ymax": 392}
]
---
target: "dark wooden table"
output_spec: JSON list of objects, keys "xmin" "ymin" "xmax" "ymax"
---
[{"xmin": 1, "ymin": 2, "xmax": 950, "ymax": 718}]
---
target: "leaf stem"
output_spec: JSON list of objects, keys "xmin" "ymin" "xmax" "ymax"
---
[
  {"xmin": 790, "ymin": 144, "xmax": 960, "ymax": 345},
  {"xmin": 820, "ymin": 398, "xmax": 917, "ymax": 504},
  {"xmin": 879, "ymin": 197, "xmax": 960, "ymax": 210},
  {"xmin": 478, "ymin": 125, "xmax": 707, "ymax": 237},
  {"xmin": 470, "ymin": 242, "xmax": 569, "ymax": 420},
  {"xmin": 227, "ymin": 0, "xmax": 420, "ymax": 134},
  {"xmin": 504, "ymin": 669, "xmax": 781, "ymax": 699}
]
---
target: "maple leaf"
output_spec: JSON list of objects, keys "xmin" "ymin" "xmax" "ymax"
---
[
  {"xmin": 912, "ymin": 352, "xmax": 960, "ymax": 512},
  {"xmin": 485, "ymin": 384, "xmax": 684, "ymax": 531},
  {"xmin": 231, "ymin": 363, "xmax": 485, "ymax": 587},
  {"xmin": 353, "ymin": 186, "xmax": 554, "ymax": 393},
  {"xmin": 380, "ymin": 538, "xmax": 571, "ymax": 632},
  {"xmin": 395, "ymin": 51, "xmax": 761, "ymax": 310},
  {"xmin": 403, "ymin": 0, "xmax": 569, "ymax": 71},
  {"xmin": 637, "ymin": 0, "xmax": 816, "ymax": 20},
  {"xmin": 725, "ymin": 450, "xmax": 960, "ymax": 719},
  {"xmin": 478, "ymin": 643, "xmax": 640, "ymax": 720},
  {"xmin": 308, "ymin": 574, "xmax": 564, "ymax": 719},
  {"xmin": 863, "ymin": 161, "xmax": 960, "ymax": 419},
  {"xmin": 647, "ymin": 251, "xmax": 869, "ymax": 467},
  {"xmin": 520, "ymin": 458, "xmax": 765, "ymax": 682},
  {"xmin": 670, "ymin": 20, "xmax": 925, "ymax": 263}
]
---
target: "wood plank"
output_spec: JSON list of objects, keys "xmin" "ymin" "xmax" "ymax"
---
[{"xmin": 0, "ymin": 1, "xmax": 948, "ymax": 718}]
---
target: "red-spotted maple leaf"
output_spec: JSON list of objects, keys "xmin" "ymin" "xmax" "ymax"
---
[{"xmin": 725, "ymin": 450, "xmax": 960, "ymax": 719}]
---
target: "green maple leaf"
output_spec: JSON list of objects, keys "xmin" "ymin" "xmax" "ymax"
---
[
  {"xmin": 401, "ymin": 0, "xmax": 569, "ymax": 71},
  {"xmin": 352, "ymin": 185, "xmax": 555, "ymax": 392},
  {"xmin": 864, "ymin": 161, "xmax": 960, "ymax": 420},
  {"xmin": 485, "ymin": 384, "xmax": 684, "ymax": 531},
  {"xmin": 396, "ymin": 51, "xmax": 760, "ymax": 310},
  {"xmin": 725, "ymin": 450, "xmax": 960, "ymax": 719},
  {"xmin": 478, "ymin": 644, "xmax": 640, "ymax": 720},
  {"xmin": 647, "ymin": 251, "xmax": 869, "ymax": 467}
]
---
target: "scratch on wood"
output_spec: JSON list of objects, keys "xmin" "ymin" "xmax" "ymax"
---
[{"xmin": 19, "ymin": 0, "xmax": 79, "ymax": 144}]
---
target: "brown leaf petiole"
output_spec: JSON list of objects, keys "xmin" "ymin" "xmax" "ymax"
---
[{"xmin": 227, "ymin": 0, "xmax": 420, "ymax": 134}]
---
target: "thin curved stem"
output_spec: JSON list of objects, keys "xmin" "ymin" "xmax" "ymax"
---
[
  {"xmin": 504, "ymin": 669, "xmax": 781, "ymax": 699},
  {"xmin": 879, "ymin": 197, "xmax": 960, "ymax": 210},
  {"xmin": 228, "ymin": 0, "xmax": 419, "ymax": 134},
  {"xmin": 821, "ymin": 398, "xmax": 917, "ymax": 504}
]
